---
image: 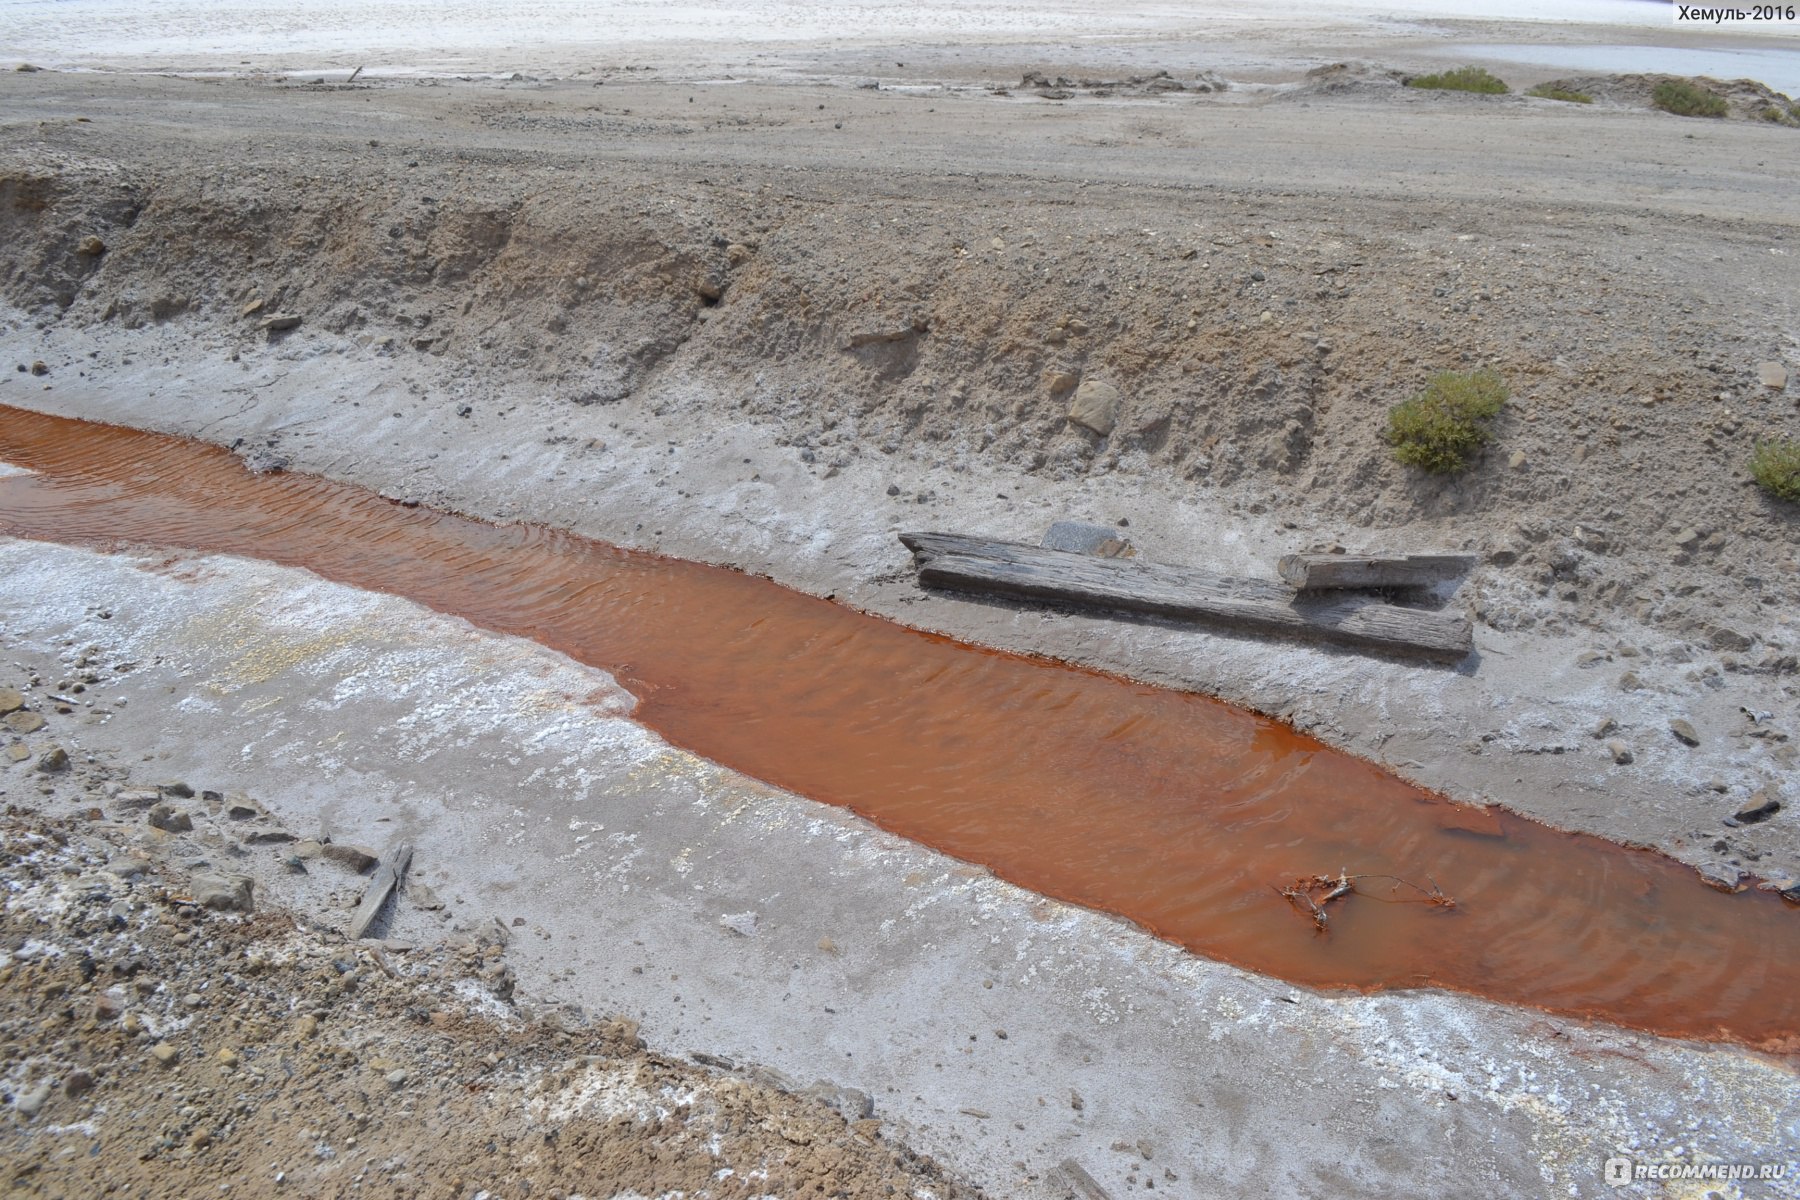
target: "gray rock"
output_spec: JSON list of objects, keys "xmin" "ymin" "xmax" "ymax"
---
[
  {"xmin": 717, "ymin": 910, "xmax": 760, "ymax": 937},
  {"xmin": 113, "ymin": 788, "xmax": 163, "ymax": 810},
  {"xmin": 36, "ymin": 745, "xmax": 69, "ymax": 773},
  {"xmin": 15, "ymin": 1081, "xmax": 52, "ymax": 1118},
  {"xmin": 6, "ymin": 710, "xmax": 46, "ymax": 734},
  {"xmin": 148, "ymin": 803, "xmax": 193, "ymax": 833},
  {"xmin": 159, "ymin": 781, "xmax": 195, "ymax": 798},
  {"xmin": 1696, "ymin": 863, "xmax": 1743, "ymax": 892},
  {"xmin": 1728, "ymin": 792, "xmax": 1781, "ymax": 826},
  {"xmin": 1669, "ymin": 719, "xmax": 1701, "ymax": 747},
  {"xmin": 1041, "ymin": 521, "xmax": 1134, "ymax": 558},
  {"xmin": 321, "ymin": 842, "xmax": 379, "ymax": 872},
  {"xmin": 690, "ymin": 1050, "xmax": 737, "ymax": 1070},
  {"xmin": 260, "ymin": 314, "xmax": 302, "ymax": 332},
  {"xmin": 1709, "ymin": 626, "xmax": 1753, "ymax": 652},
  {"xmin": 190, "ymin": 873, "xmax": 254, "ymax": 912},
  {"xmin": 245, "ymin": 829, "xmax": 296, "ymax": 845},
  {"xmin": 1066, "ymin": 379, "xmax": 1120, "ymax": 437},
  {"xmin": 1757, "ymin": 361, "xmax": 1788, "ymax": 391},
  {"xmin": 62, "ymin": 1070, "xmax": 94, "ymax": 1098},
  {"xmin": 842, "ymin": 319, "xmax": 924, "ymax": 349},
  {"xmin": 806, "ymin": 1082, "xmax": 876, "ymax": 1120},
  {"xmin": 105, "ymin": 857, "xmax": 148, "ymax": 880},
  {"xmin": 407, "ymin": 881, "xmax": 444, "ymax": 910},
  {"xmin": 242, "ymin": 448, "xmax": 291, "ymax": 475}
]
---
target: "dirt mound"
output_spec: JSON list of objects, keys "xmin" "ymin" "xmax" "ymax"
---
[
  {"xmin": 1012, "ymin": 69, "xmax": 1228, "ymax": 99},
  {"xmin": 1539, "ymin": 73, "xmax": 1800, "ymax": 124},
  {"xmin": 1287, "ymin": 61, "xmax": 1409, "ymax": 97},
  {"xmin": 0, "ymin": 809, "xmax": 981, "ymax": 1200}
]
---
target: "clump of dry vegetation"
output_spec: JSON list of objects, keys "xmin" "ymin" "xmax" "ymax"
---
[
  {"xmin": 1386, "ymin": 369, "xmax": 1508, "ymax": 474},
  {"xmin": 1527, "ymin": 84, "xmax": 1592, "ymax": 104},
  {"xmin": 1652, "ymin": 79, "xmax": 1728, "ymax": 118},
  {"xmin": 1407, "ymin": 66, "xmax": 1509, "ymax": 95},
  {"xmin": 1750, "ymin": 437, "xmax": 1800, "ymax": 502}
]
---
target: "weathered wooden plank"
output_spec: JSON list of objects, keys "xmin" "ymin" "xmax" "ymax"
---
[
  {"xmin": 1052, "ymin": 1159, "xmax": 1116, "ymax": 1200},
  {"xmin": 900, "ymin": 532, "xmax": 1472, "ymax": 662},
  {"xmin": 349, "ymin": 844, "xmax": 413, "ymax": 941},
  {"xmin": 1277, "ymin": 552, "xmax": 1474, "ymax": 591}
]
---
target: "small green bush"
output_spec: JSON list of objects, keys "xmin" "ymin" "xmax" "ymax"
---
[
  {"xmin": 1386, "ymin": 369, "xmax": 1509, "ymax": 474},
  {"xmin": 1407, "ymin": 66, "xmax": 1509, "ymax": 95},
  {"xmin": 1527, "ymin": 84, "xmax": 1592, "ymax": 104},
  {"xmin": 1750, "ymin": 438, "xmax": 1800, "ymax": 502},
  {"xmin": 1652, "ymin": 79, "xmax": 1728, "ymax": 118}
]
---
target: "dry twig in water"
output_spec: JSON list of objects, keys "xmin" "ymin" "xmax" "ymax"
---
[{"xmin": 1276, "ymin": 871, "xmax": 1457, "ymax": 932}]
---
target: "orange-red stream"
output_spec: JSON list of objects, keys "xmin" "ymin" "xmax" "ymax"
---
[{"xmin": 2, "ymin": 404, "xmax": 1796, "ymax": 1050}]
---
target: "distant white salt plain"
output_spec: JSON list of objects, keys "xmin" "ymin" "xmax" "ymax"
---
[{"xmin": 0, "ymin": 0, "xmax": 1792, "ymax": 75}]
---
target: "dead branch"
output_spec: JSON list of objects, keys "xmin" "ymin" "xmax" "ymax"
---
[{"xmin": 1275, "ymin": 870, "xmax": 1458, "ymax": 932}]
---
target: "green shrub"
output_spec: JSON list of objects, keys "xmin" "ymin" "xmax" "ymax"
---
[
  {"xmin": 1386, "ymin": 369, "xmax": 1509, "ymax": 474},
  {"xmin": 1652, "ymin": 79, "xmax": 1728, "ymax": 118},
  {"xmin": 1527, "ymin": 84, "xmax": 1593, "ymax": 104},
  {"xmin": 1750, "ymin": 438, "xmax": 1800, "ymax": 502},
  {"xmin": 1406, "ymin": 66, "xmax": 1509, "ymax": 95}
]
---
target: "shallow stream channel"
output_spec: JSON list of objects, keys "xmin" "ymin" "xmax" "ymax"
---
[{"xmin": 2, "ymin": 402, "xmax": 1797, "ymax": 1053}]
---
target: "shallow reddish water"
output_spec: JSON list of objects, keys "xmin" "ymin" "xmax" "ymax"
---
[{"xmin": 2, "ymin": 403, "xmax": 1796, "ymax": 1049}]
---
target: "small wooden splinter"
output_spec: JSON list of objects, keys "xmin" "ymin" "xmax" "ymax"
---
[
  {"xmin": 349, "ymin": 843, "xmax": 414, "ymax": 941},
  {"xmin": 1277, "ymin": 870, "xmax": 1457, "ymax": 933}
]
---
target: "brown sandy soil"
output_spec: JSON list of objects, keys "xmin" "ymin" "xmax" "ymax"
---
[{"xmin": 1, "ymin": 791, "xmax": 979, "ymax": 1200}]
